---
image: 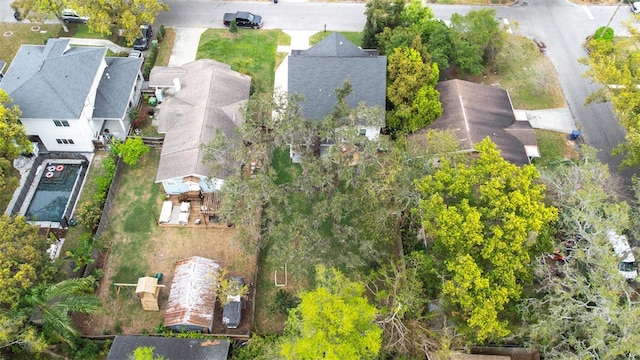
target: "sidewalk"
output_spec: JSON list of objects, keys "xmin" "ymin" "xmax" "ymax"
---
[
  {"xmin": 167, "ymin": 27, "xmax": 207, "ymax": 67},
  {"xmin": 273, "ymin": 30, "xmax": 316, "ymax": 93}
]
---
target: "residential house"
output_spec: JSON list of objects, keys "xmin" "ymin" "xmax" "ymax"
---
[
  {"xmin": 107, "ymin": 336, "xmax": 230, "ymax": 360},
  {"xmin": 149, "ymin": 60, "xmax": 251, "ymax": 195},
  {"xmin": 164, "ymin": 256, "xmax": 220, "ymax": 333},
  {"xmin": 417, "ymin": 79, "xmax": 539, "ymax": 166},
  {"xmin": 0, "ymin": 38, "xmax": 144, "ymax": 153},
  {"xmin": 287, "ymin": 32, "xmax": 387, "ymax": 162}
]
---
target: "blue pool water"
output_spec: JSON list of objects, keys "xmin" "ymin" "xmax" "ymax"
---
[{"xmin": 25, "ymin": 164, "xmax": 81, "ymax": 222}]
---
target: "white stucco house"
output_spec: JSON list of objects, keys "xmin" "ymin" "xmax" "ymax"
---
[{"xmin": 0, "ymin": 38, "xmax": 144, "ymax": 153}]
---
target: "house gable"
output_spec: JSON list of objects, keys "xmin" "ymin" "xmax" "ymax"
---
[
  {"xmin": 151, "ymin": 60, "xmax": 250, "ymax": 190},
  {"xmin": 288, "ymin": 32, "xmax": 387, "ymax": 120},
  {"xmin": 93, "ymin": 57, "xmax": 143, "ymax": 120},
  {"xmin": 0, "ymin": 39, "xmax": 106, "ymax": 120},
  {"xmin": 426, "ymin": 79, "xmax": 538, "ymax": 165}
]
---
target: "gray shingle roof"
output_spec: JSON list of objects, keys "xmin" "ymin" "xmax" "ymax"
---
[
  {"xmin": 0, "ymin": 39, "xmax": 106, "ymax": 119},
  {"xmin": 107, "ymin": 336, "xmax": 230, "ymax": 360},
  {"xmin": 288, "ymin": 32, "xmax": 387, "ymax": 120},
  {"xmin": 93, "ymin": 57, "xmax": 143, "ymax": 119},
  {"xmin": 151, "ymin": 60, "xmax": 250, "ymax": 183},
  {"xmin": 425, "ymin": 79, "xmax": 537, "ymax": 165}
]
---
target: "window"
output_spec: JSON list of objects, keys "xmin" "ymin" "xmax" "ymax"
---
[
  {"xmin": 53, "ymin": 120, "xmax": 70, "ymax": 127},
  {"xmin": 55, "ymin": 138, "xmax": 75, "ymax": 145}
]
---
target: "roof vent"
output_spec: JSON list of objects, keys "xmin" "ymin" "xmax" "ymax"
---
[{"xmin": 105, "ymin": 73, "xmax": 110, "ymax": 79}]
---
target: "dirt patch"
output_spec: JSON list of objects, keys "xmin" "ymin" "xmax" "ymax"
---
[
  {"xmin": 77, "ymin": 150, "xmax": 257, "ymax": 336},
  {"xmin": 80, "ymin": 225, "xmax": 257, "ymax": 336}
]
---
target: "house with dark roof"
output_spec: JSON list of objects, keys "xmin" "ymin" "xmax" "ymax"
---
[
  {"xmin": 0, "ymin": 39, "xmax": 143, "ymax": 153},
  {"xmin": 420, "ymin": 79, "xmax": 539, "ymax": 166},
  {"xmin": 149, "ymin": 60, "xmax": 250, "ymax": 195},
  {"xmin": 287, "ymin": 32, "xmax": 387, "ymax": 162},
  {"xmin": 107, "ymin": 336, "xmax": 230, "ymax": 360}
]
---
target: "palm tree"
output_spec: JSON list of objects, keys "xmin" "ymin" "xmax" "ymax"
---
[{"xmin": 22, "ymin": 276, "xmax": 103, "ymax": 348}]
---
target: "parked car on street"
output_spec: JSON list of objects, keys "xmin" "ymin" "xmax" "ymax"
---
[
  {"xmin": 223, "ymin": 11, "xmax": 263, "ymax": 29},
  {"xmin": 133, "ymin": 24, "xmax": 153, "ymax": 51},
  {"xmin": 61, "ymin": 9, "xmax": 89, "ymax": 24}
]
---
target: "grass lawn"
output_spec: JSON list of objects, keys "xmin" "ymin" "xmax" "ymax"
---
[
  {"xmin": 79, "ymin": 148, "xmax": 256, "ymax": 335},
  {"xmin": 197, "ymin": 29, "xmax": 286, "ymax": 94},
  {"xmin": 0, "ymin": 23, "xmax": 61, "ymax": 68},
  {"xmin": 155, "ymin": 28, "xmax": 176, "ymax": 67},
  {"xmin": 469, "ymin": 35, "xmax": 566, "ymax": 110},
  {"xmin": 533, "ymin": 129, "xmax": 579, "ymax": 167}
]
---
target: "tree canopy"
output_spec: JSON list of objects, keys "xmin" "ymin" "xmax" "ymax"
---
[
  {"xmin": 72, "ymin": 0, "xmax": 169, "ymax": 45},
  {"xmin": 521, "ymin": 147, "xmax": 640, "ymax": 358},
  {"xmin": 386, "ymin": 46, "xmax": 441, "ymax": 134},
  {"xmin": 11, "ymin": 0, "xmax": 168, "ymax": 44},
  {"xmin": 0, "ymin": 215, "xmax": 59, "ymax": 310},
  {"xmin": 581, "ymin": 21, "xmax": 640, "ymax": 167},
  {"xmin": 415, "ymin": 138, "xmax": 558, "ymax": 343},
  {"xmin": 280, "ymin": 265, "xmax": 382, "ymax": 359},
  {"xmin": 0, "ymin": 90, "xmax": 30, "ymax": 209},
  {"xmin": 449, "ymin": 9, "xmax": 504, "ymax": 75}
]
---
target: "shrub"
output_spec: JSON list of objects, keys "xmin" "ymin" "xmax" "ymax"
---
[
  {"xmin": 158, "ymin": 25, "xmax": 165, "ymax": 42},
  {"xmin": 230, "ymin": 20, "xmax": 238, "ymax": 33},
  {"xmin": 76, "ymin": 201, "xmax": 103, "ymax": 231},
  {"xmin": 270, "ymin": 289, "xmax": 300, "ymax": 315}
]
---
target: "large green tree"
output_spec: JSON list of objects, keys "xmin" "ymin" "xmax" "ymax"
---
[
  {"xmin": 581, "ymin": 22, "xmax": 640, "ymax": 167},
  {"xmin": 22, "ymin": 276, "xmax": 102, "ymax": 348},
  {"xmin": 521, "ymin": 147, "xmax": 640, "ymax": 358},
  {"xmin": 449, "ymin": 9, "xmax": 504, "ymax": 75},
  {"xmin": 72, "ymin": 0, "xmax": 169, "ymax": 45},
  {"xmin": 0, "ymin": 90, "xmax": 30, "ymax": 210},
  {"xmin": 0, "ymin": 215, "xmax": 59, "ymax": 310},
  {"xmin": 415, "ymin": 138, "xmax": 558, "ymax": 343},
  {"xmin": 280, "ymin": 265, "xmax": 382, "ymax": 359},
  {"xmin": 11, "ymin": 0, "xmax": 168, "ymax": 44},
  {"xmin": 386, "ymin": 46, "xmax": 441, "ymax": 134},
  {"xmin": 362, "ymin": 0, "xmax": 405, "ymax": 49}
]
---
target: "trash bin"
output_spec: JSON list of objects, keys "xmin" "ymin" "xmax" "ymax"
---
[
  {"xmin": 274, "ymin": 0, "xmax": 278, "ymax": 3},
  {"xmin": 154, "ymin": 272, "xmax": 163, "ymax": 282},
  {"xmin": 149, "ymin": 97, "xmax": 157, "ymax": 106}
]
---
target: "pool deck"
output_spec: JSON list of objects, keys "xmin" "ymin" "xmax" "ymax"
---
[{"xmin": 7, "ymin": 153, "xmax": 94, "ymax": 229}]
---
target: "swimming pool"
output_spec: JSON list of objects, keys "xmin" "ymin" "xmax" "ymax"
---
[
  {"xmin": 25, "ymin": 163, "xmax": 82, "ymax": 222},
  {"xmin": 7, "ymin": 155, "xmax": 89, "ymax": 227}
]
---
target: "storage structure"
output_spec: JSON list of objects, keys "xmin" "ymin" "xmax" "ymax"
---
[{"xmin": 164, "ymin": 256, "xmax": 220, "ymax": 333}]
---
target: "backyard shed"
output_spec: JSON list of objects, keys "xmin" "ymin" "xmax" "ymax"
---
[{"xmin": 164, "ymin": 256, "xmax": 220, "ymax": 333}]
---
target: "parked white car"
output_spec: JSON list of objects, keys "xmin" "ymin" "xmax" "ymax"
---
[{"xmin": 607, "ymin": 230, "xmax": 638, "ymax": 280}]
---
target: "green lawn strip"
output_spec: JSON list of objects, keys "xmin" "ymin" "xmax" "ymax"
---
[
  {"xmin": 533, "ymin": 129, "xmax": 573, "ymax": 167},
  {"xmin": 197, "ymin": 29, "xmax": 281, "ymax": 93},
  {"xmin": 489, "ymin": 35, "xmax": 565, "ymax": 110},
  {"xmin": 0, "ymin": 24, "xmax": 61, "ymax": 68},
  {"xmin": 309, "ymin": 31, "xmax": 363, "ymax": 46},
  {"xmin": 106, "ymin": 149, "xmax": 162, "ymax": 286},
  {"xmin": 61, "ymin": 152, "xmax": 111, "ymax": 253},
  {"xmin": 155, "ymin": 27, "xmax": 176, "ymax": 67}
]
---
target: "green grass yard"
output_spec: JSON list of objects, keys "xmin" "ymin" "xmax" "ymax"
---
[{"xmin": 197, "ymin": 29, "xmax": 286, "ymax": 94}]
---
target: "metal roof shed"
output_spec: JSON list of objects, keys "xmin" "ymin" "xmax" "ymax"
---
[{"xmin": 164, "ymin": 256, "xmax": 220, "ymax": 333}]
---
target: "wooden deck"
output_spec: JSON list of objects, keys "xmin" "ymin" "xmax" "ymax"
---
[{"xmin": 159, "ymin": 192, "xmax": 229, "ymax": 228}]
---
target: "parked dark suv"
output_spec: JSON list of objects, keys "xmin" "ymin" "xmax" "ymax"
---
[{"xmin": 133, "ymin": 24, "xmax": 153, "ymax": 51}]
